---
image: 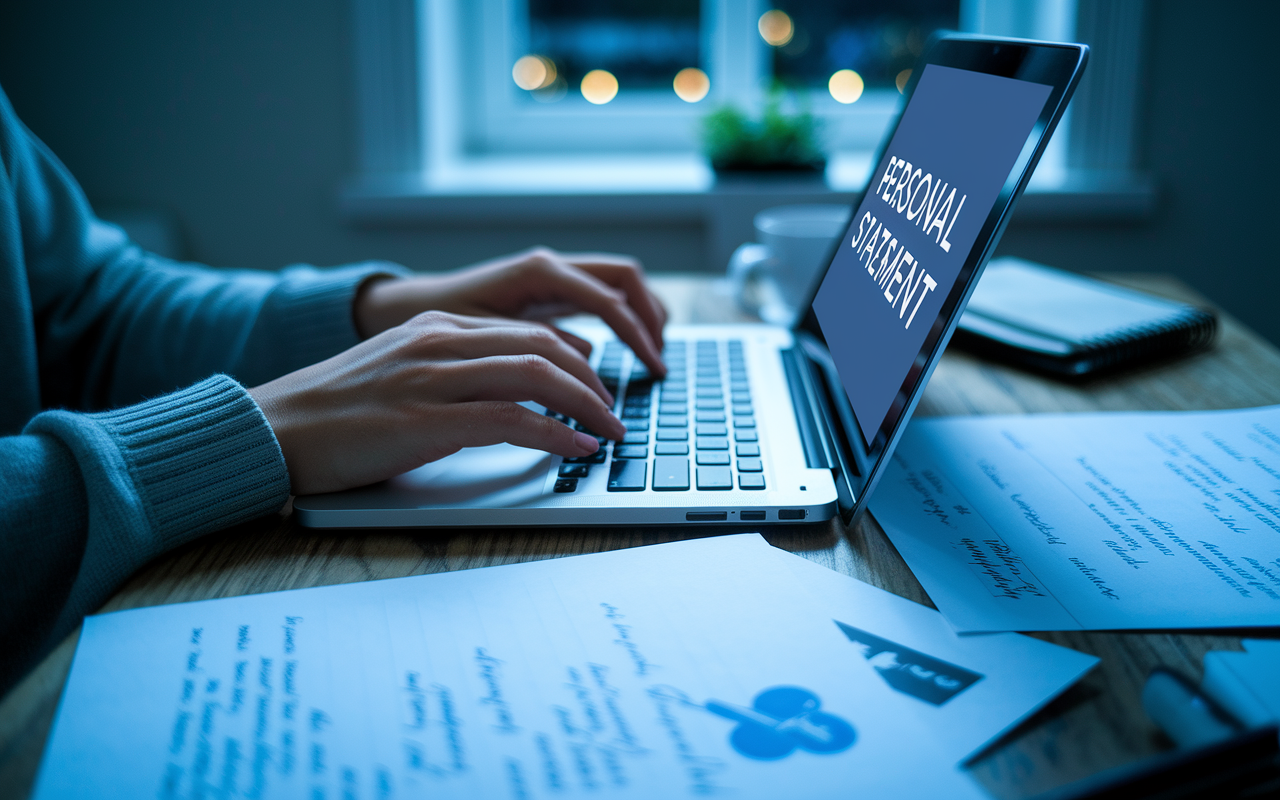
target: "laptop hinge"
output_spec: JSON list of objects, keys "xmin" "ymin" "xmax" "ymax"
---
[{"xmin": 780, "ymin": 347, "xmax": 834, "ymax": 470}]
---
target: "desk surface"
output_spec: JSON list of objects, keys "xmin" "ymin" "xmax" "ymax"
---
[{"xmin": 3, "ymin": 273, "xmax": 1279, "ymax": 799}]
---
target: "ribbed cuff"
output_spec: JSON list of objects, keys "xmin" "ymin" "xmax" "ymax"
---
[
  {"xmin": 265, "ymin": 261, "xmax": 411, "ymax": 373},
  {"xmin": 91, "ymin": 375, "xmax": 291, "ymax": 544}
]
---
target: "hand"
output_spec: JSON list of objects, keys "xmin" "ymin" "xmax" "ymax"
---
[
  {"xmin": 250, "ymin": 311, "xmax": 627, "ymax": 495},
  {"xmin": 353, "ymin": 247, "xmax": 668, "ymax": 377}
]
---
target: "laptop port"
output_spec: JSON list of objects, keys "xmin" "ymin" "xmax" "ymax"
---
[
  {"xmin": 686, "ymin": 512, "xmax": 728, "ymax": 522},
  {"xmin": 740, "ymin": 510, "xmax": 766, "ymax": 521},
  {"xmin": 778, "ymin": 509, "xmax": 806, "ymax": 520}
]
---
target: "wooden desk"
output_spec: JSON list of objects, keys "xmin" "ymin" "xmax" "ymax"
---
[{"xmin": 3, "ymin": 273, "xmax": 1279, "ymax": 799}]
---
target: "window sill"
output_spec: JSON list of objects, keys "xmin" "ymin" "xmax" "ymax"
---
[{"xmin": 341, "ymin": 152, "xmax": 1156, "ymax": 226}]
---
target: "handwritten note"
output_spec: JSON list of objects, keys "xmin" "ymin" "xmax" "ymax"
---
[
  {"xmin": 35, "ymin": 535, "xmax": 999, "ymax": 800},
  {"xmin": 872, "ymin": 406, "xmax": 1280, "ymax": 632}
]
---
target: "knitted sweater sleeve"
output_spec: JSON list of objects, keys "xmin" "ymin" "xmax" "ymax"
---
[{"xmin": 0, "ymin": 85, "xmax": 408, "ymax": 692}]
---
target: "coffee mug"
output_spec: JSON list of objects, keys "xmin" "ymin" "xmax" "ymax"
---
[{"xmin": 728, "ymin": 204, "xmax": 850, "ymax": 325}]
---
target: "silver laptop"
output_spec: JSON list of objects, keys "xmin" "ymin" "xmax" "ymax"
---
[{"xmin": 295, "ymin": 34, "xmax": 1087, "ymax": 529}]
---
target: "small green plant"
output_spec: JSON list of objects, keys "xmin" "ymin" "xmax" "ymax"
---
[{"xmin": 702, "ymin": 92, "xmax": 824, "ymax": 172}]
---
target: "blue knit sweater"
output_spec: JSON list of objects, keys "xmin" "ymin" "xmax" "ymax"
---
[{"xmin": 0, "ymin": 87, "xmax": 404, "ymax": 693}]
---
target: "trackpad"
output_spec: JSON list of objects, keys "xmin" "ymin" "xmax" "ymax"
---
[{"xmin": 389, "ymin": 443, "xmax": 553, "ymax": 508}]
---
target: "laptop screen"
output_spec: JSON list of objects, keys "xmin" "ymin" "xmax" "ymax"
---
[{"xmin": 811, "ymin": 64, "xmax": 1051, "ymax": 445}]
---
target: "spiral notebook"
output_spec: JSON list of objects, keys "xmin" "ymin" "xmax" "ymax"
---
[{"xmin": 954, "ymin": 258, "xmax": 1218, "ymax": 377}]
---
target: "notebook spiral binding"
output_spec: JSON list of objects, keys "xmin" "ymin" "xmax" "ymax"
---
[{"xmin": 952, "ymin": 306, "xmax": 1218, "ymax": 378}]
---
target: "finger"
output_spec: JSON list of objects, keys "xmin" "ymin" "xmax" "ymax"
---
[
  {"xmin": 426, "ymin": 323, "xmax": 613, "ymax": 406},
  {"xmin": 441, "ymin": 401, "xmax": 602, "ymax": 458},
  {"xmin": 527, "ymin": 258, "xmax": 667, "ymax": 378},
  {"xmin": 564, "ymin": 257, "xmax": 668, "ymax": 352},
  {"xmin": 439, "ymin": 354, "xmax": 627, "ymax": 440},
  {"xmin": 550, "ymin": 326, "xmax": 594, "ymax": 359}
]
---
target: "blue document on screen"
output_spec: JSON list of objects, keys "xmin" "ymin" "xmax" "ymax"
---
[
  {"xmin": 33, "ymin": 535, "xmax": 1091, "ymax": 799},
  {"xmin": 872, "ymin": 406, "xmax": 1280, "ymax": 632}
]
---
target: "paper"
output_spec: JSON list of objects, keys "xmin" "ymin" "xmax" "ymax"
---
[
  {"xmin": 35, "ymin": 535, "xmax": 990, "ymax": 800},
  {"xmin": 872, "ymin": 406, "xmax": 1280, "ymax": 632},
  {"xmin": 756, "ymin": 546, "xmax": 1098, "ymax": 759}
]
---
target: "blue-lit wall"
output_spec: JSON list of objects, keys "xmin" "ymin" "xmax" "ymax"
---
[{"xmin": 1, "ymin": 1, "xmax": 1276, "ymax": 344}]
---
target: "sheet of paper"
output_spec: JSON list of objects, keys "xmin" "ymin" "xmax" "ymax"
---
[
  {"xmin": 871, "ymin": 406, "xmax": 1280, "ymax": 632},
  {"xmin": 34, "ymin": 535, "xmax": 986, "ymax": 800},
  {"xmin": 748, "ymin": 544, "xmax": 1097, "ymax": 760}
]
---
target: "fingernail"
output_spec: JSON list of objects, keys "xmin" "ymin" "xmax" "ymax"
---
[{"xmin": 574, "ymin": 432, "xmax": 600, "ymax": 453}]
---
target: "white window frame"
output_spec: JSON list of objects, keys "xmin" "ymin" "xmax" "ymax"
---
[{"xmin": 349, "ymin": 0, "xmax": 1151, "ymax": 220}]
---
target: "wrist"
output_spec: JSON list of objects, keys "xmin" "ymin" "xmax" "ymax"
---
[{"xmin": 352, "ymin": 274, "xmax": 405, "ymax": 339}]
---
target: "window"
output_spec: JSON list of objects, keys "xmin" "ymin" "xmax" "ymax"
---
[
  {"xmin": 352, "ymin": 0, "xmax": 1149, "ymax": 217},
  {"xmin": 450, "ymin": 0, "xmax": 959, "ymax": 157}
]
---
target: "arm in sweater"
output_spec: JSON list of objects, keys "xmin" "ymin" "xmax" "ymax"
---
[{"xmin": 0, "ymin": 86, "xmax": 404, "ymax": 693}]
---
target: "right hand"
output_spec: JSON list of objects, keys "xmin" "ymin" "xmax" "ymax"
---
[{"xmin": 249, "ymin": 311, "xmax": 627, "ymax": 496}]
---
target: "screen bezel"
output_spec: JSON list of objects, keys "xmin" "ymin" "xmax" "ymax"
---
[{"xmin": 794, "ymin": 34, "xmax": 1089, "ymax": 524}]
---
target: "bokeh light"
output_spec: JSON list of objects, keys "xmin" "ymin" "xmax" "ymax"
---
[
  {"xmin": 828, "ymin": 69, "xmax": 864, "ymax": 104},
  {"xmin": 758, "ymin": 10, "xmax": 794, "ymax": 47},
  {"xmin": 580, "ymin": 69, "xmax": 619, "ymax": 104},
  {"xmin": 896, "ymin": 68, "xmax": 913, "ymax": 93},
  {"xmin": 673, "ymin": 67, "xmax": 710, "ymax": 102},
  {"xmin": 512, "ymin": 55, "xmax": 556, "ymax": 91}
]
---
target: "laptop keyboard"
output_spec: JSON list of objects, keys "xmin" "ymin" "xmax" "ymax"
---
[{"xmin": 546, "ymin": 339, "xmax": 765, "ymax": 493}]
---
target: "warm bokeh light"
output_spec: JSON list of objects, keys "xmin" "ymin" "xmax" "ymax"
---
[
  {"xmin": 758, "ymin": 10, "xmax": 794, "ymax": 47},
  {"xmin": 828, "ymin": 69, "xmax": 864, "ymax": 104},
  {"xmin": 512, "ymin": 55, "xmax": 556, "ymax": 91},
  {"xmin": 673, "ymin": 67, "xmax": 710, "ymax": 102},
  {"xmin": 896, "ymin": 68, "xmax": 913, "ymax": 93},
  {"xmin": 580, "ymin": 69, "xmax": 619, "ymax": 104}
]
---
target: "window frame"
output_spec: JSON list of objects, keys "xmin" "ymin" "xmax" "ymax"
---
[{"xmin": 349, "ymin": 0, "xmax": 1150, "ymax": 218}]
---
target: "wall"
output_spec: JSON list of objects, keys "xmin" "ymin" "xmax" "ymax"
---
[{"xmin": 1, "ymin": 1, "xmax": 1276, "ymax": 342}]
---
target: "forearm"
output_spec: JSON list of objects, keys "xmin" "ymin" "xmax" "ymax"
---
[{"xmin": 0, "ymin": 376, "xmax": 290, "ymax": 694}]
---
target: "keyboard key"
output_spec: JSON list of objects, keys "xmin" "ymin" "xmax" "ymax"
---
[
  {"xmin": 734, "ymin": 416, "xmax": 756, "ymax": 429},
  {"xmin": 553, "ymin": 478, "xmax": 578, "ymax": 493},
  {"xmin": 696, "ymin": 387, "xmax": 723, "ymax": 398},
  {"xmin": 695, "ymin": 398, "xmax": 724, "ymax": 410},
  {"xmin": 658, "ymin": 403, "xmax": 687, "ymax": 415},
  {"xmin": 656, "ymin": 429, "xmax": 688, "ymax": 441},
  {"xmin": 696, "ymin": 466, "xmax": 733, "ymax": 490},
  {"xmin": 696, "ymin": 451, "xmax": 730, "ymax": 466},
  {"xmin": 731, "ymin": 392, "xmax": 752, "ymax": 404},
  {"xmin": 652, "ymin": 457, "xmax": 690, "ymax": 491},
  {"xmin": 623, "ymin": 431, "xmax": 648, "ymax": 444},
  {"xmin": 696, "ymin": 423, "xmax": 727, "ymax": 436},
  {"xmin": 696, "ymin": 437, "xmax": 729, "ymax": 450},
  {"xmin": 735, "ymin": 430, "xmax": 758, "ymax": 442},
  {"xmin": 657, "ymin": 415, "xmax": 688, "ymax": 427},
  {"xmin": 624, "ymin": 419, "xmax": 649, "ymax": 431},
  {"xmin": 558, "ymin": 463, "xmax": 590, "ymax": 478},
  {"xmin": 607, "ymin": 459, "xmax": 646, "ymax": 491},
  {"xmin": 730, "ymin": 382, "xmax": 750, "ymax": 393},
  {"xmin": 614, "ymin": 445, "xmax": 648, "ymax": 459},
  {"xmin": 732, "ymin": 404, "xmax": 753, "ymax": 416},
  {"xmin": 655, "ymin": 442, "xmax": 689, "ymax": 455},
  {"xmin": 736, "ymin": 443, "xmax": 760, "ymax": 457},
  {"xmin": 564, "ymin": 450, "xmax": 607, "ymax": 464},
  {"xmin": 739, "ymin": 473, "xmax": 766, "ymax": 490},
  {"xmin": 661, "ymin": 392, "xmax": 687, "ymax": 403},
  {"xmin": 622, "ymin": 406, "xmax": 650, "ymax": 419},
  {"xmin": 737, "ymin": 458, "xmax": 763, "ymax": 472},
  {"xmin": 695, "ymin": 411, "xmax": 726, "ymax": 423}
]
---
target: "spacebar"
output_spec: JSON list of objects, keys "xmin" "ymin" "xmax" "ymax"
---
[{"xmin": 607, "ymin": 460, "xmax": 646, "ymax": 491}]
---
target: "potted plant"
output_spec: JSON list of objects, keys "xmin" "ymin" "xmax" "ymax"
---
[{"xmin": 702, "ymin": 91, "xmax": 825, "ymax": 177}]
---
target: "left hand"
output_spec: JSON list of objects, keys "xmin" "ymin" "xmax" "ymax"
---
[{"xmin": 353, "ymin": 247, "xmax": 668, "ymax": 377}]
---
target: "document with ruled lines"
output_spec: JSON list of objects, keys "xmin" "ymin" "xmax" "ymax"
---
[
  {"xmin": 36, "ymin": 535, "xmax": 995, "ymax": 800},
  {"xmin": 872, "ymin": 406, "xmax": 1280, "ymax": 632}
]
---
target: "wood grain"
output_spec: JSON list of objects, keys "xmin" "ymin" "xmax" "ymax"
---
[{"xmin": 2, "ymin": 274, "xmax": 1277, "ymax": 799}]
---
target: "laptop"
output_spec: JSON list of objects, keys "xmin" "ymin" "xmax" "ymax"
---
[{"xmin": 295, "ymin": 34, "xmax": 1088, "ymax": 529}]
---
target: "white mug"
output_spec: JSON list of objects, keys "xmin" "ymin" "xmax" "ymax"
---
[{"xmin": 728, "ymin": 204, "xmax": 850, "ymax": 325}]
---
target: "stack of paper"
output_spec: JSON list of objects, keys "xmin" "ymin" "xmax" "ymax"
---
[
  {"xmin": 33, "ymin": 535, "xmax": 1095, "ymax": 800},
  {"xmin": 1202, "ymin": 639, "xmax": 1280, "ymax": 727},
  {"xmin": 872, "ymin": 406, "xmax": 1280, "ymax": 632}
]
